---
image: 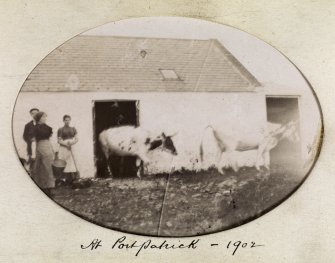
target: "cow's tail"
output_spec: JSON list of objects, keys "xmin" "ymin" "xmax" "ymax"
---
[
  {"xmin": 199, "ymin": 125, "xmax": 213, "ymax": 163},
  {"xmin": 99, "ymin": 130, "xmax": 114, "ymax": 177},
  {"xmin": 98, "ymin": 130, "xmax": 109, "ymax": 158}
]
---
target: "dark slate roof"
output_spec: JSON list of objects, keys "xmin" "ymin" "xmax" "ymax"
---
[{"xmin": 21, "ymin": 36, "xmax": 261, "ymax": 92}]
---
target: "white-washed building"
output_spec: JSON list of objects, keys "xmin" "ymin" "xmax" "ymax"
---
[{"xmin": 13, "ymin": 36, "xmax": 321, "ymax": 177}]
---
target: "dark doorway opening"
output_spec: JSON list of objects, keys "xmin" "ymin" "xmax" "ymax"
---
[
  {"xmin": 266, "ymin": 97, "xmax": 301, "ymax": 170},
  {"xmin": 94, "ymin": 100, "xmax": 139, "ymax": 178}
]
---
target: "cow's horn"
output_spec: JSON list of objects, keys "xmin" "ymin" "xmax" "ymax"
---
[{"xmin": 168, "ymin": 131, "xmax": 178, "ymax": 137}]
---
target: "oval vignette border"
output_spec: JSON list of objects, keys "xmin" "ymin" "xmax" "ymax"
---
[{"xmin": 11, "ymin": 16, "xmax": 324, "ymax": 238}]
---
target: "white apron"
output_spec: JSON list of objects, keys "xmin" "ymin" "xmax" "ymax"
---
[{"xmin": 58, "ymin": 138, "xmax": 78, "ymax": 173}]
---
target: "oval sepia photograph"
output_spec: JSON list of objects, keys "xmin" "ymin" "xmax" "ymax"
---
[{"xmin": 12, "ymin": 17, "xmax": 323, "ymax": 237}]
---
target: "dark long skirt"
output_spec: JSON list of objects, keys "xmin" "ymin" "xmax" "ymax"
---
[{"xmin": 31, "ymin": 140, "xmax": 55, "ymax": 189}]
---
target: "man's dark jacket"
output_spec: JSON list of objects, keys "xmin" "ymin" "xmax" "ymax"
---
[{"xmin": 23, "ymin": 120, "xmax": 35, "ymax": 156}]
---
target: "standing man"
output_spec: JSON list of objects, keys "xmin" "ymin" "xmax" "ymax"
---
[
  {"xmin": 23, "ymin": 108, "xmax": 39, "ymax": 171},
  {"xmin": 110, "ymin": 101, "xmax": 125, "ymax": 126}
]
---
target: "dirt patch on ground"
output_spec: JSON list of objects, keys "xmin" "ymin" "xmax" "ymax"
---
[{"xmin": 51, "ymin": 167, "xmax": 304, "ymax": 236}]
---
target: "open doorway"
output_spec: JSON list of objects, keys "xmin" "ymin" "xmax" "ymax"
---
[
  {"xmin": 266, "ymin": 97, "xmax": 301, "ymax": 170},
  {"xmin": 93, "ymin": 100, "xmax": 139, "ymax": 178}
]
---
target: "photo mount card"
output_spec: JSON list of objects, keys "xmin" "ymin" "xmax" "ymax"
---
[{"xmin": 12, "ymin": 17, "xmax": 323, "ymax": 237}]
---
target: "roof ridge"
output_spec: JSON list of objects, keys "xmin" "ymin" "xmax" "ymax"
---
[{"xmin": 78, "ymin": 34, "xmax": 212, "ymax": 42}]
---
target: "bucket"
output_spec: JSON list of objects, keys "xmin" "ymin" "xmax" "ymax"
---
[{"xmin": 52, "ymin": 159, "xmax": 66, "ymax": 179}]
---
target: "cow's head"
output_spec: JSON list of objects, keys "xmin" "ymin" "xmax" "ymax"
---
[
  {"xmin": 146, "ymin": 132, "xmax": 178, "ymax": 155},
  {"xmin": 162, "ymin": 132, "xmax": 178, "ymax": 155},
  {"xmin": 282, "ymin": 121, "xmax": 300, "ymax": 143}
]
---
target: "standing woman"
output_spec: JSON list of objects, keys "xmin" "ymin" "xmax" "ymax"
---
[
  {"xmin": 57, "ymin": 115, "xmax": 79, "ymax": 184},
  {"xmin": 31, "ymin": 111, "xmax": 55, "ymax": 195}
]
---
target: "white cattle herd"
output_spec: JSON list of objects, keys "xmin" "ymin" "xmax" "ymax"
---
[{"xmin": 99, "ymin": 121, "xmax": 299, "ymax": 178}]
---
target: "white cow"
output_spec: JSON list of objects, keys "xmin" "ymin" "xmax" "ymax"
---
[
  {"xmin": 99, "ymin": 125, "xmax": 178, "ymax": 178},
  {"xmin": 200, "ymin": 121, "xmax": 299, "ymax": 174}
]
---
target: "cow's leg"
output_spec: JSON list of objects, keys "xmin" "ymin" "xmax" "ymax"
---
[
  {"xmin": 256, "ymin": 143, "xmax": 267, "ymax": 171},
  {"xmin": 232, "ymin": 162, "xmax": 239, "ymax": 173},
  {"xmin": 134, "ymin": 142, "xmax": 151, "ymax": 177},
  {"xmin": 256, "ymin": 150, "xmax": 270, "ymax": 179},
  {"xmin": 141, "ymin": 160, "xmax": 145, "ymax": 177},
  {"xmin": 255, "ymin": 151, "xmax": 262, "ymax": 171},
  {"xmin": 215, "ymin": 149, "xmax": 224, "ymax": 174},
  {"xmin": 101, "ymin": 147, "xmax": 113, "ymax": 177},
  {"xmin": 137, "ymin": 151, "xmax": 150, "ymax": 164},
  {"xmin": 264, "ymin": 151, "xmax": 270, "ymax": 170},
  {"xmin": 135, "ymin": 158, "xmax": 143, "ymax": 178},
  {"xmin": 229, "ymin": 150, "xmax": 240, "ymax": 173},
  {"xmin": 106, "ymin": 158, "xmax": 113, "ymax": 177},
  {"xmin": 261, "ymin": 151, "xmax": 271, "ymax": 178},
  {"xmin": 136, "ymin": 158, "xmax": 141, "ymax": 178},
  {"xmin": 255, "ymin": 158, "xmax": 262, "ymax": 171}
]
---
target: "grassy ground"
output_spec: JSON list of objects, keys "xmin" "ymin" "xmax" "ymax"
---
[{"xmin": 51, "ymin": 166, "xmax": 304, "ymax": 237}]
